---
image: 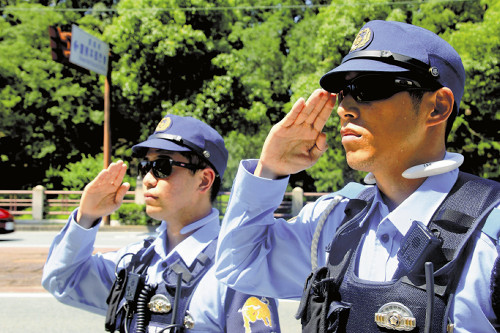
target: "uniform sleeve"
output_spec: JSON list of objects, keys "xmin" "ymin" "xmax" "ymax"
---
[
  {"xmin": 41, "ymin": 209, "xmax": 130, "ymax": 315},
  {"xmin": 451, "ymin": 230, "xmax": 499, "ymax": 333},
  {"xmin": 215, "ymin": 159, "xmax": 344, "ymax": 299}
]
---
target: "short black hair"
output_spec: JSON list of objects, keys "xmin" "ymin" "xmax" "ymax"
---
[
  {"xmin": 408, "ymin": 89, "xmax": 456, "ymax": 141},
  {"xmin": 179, "ymin": 151, "xmax": 221, "ymax": 203}
]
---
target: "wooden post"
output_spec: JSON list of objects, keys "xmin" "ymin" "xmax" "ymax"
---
[{"xmin": 103, "ymin": 67, "xmax": 112, "ymax": 225}]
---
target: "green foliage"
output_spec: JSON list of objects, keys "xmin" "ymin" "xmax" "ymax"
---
[
  {"xmin": 0, "ymin": 3, "xmax": 107, "ymax": 189},
  {"xmin": 112, "ymin": 203, "xmax": 154, "ymax": 225},
  {"xmin": 45, "ymin": 153, "xmax": 136, "ymax": 190},
  {"xmin": 442, "ymin": 0, "xmax": 500, "ymax": 179},
  {"xmin": 1, "ymin": 0, "xmax": 499, "ymax": 196}
]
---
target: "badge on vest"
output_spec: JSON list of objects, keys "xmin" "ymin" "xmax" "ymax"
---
[
  {"xmin": 238, "ymin": 296, "xmax": 274, "ymax": 333},
  {"xmin": 374, "ymin": 302, "xmax": 416, "ymax": 331},
  {"xmin": 147, "ymin": 294, "xmax": 195, "ymax": 330},
  {"xmin": 148, "ymin": 294, "xmax": 171, "ymax": 313}
]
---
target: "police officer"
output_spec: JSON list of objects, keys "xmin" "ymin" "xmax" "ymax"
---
[
  {"xmin": 43, "ymin": 115, "xmax": 281, "ymax": 332},
  {"xmin": 215, "ymin": 21, "xmax": 500, "ymax": 332}
]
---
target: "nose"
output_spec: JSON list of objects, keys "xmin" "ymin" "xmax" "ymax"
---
[
  {"xmin": 336, "ymin": 96, "xmax": 359, "ymax": 121},
  {"xmin": 142, "ymin": 169, "xmax": 157, "ymax": 188}
]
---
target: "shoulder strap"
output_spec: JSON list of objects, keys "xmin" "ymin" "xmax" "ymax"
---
[
  {"xmin": 406, "ymin": 172, "xmax": 500, "ymax": 298},
  {"xmin": 326, "ymin": 187, "xmax": 376, "ymax": 282},
  {"xmin": 430, "ymin": 172, "xmax": 500, "ymax": 263},
  {"xmin": 130, "ymin": 236, "xmax": 157, "ymax": 275},
  {"xmin": 310, "ymin": 182, "xmax": 373, "ymax": 270}
]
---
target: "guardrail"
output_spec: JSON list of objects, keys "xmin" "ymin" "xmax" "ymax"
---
[{"xmin": 0, "ymin": 186, "xmax": 325, "ymax": 222}]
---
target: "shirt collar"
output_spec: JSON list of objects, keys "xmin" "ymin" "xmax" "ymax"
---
[
  {"xmin": 372, "ymin": 156, "xmax": 459, "ymax": 236},
  {"xmin": 153, "ymin": 208, "xmax": 221, "ymax": 266}
]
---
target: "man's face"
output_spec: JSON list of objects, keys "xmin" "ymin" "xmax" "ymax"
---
[
  {"xmin": 336, "ymin": 73, "xmax": 430, "ymax": 175},
  {"xmin": 141, "ymin": 148, "xmax": 200, "ymax": 223}
]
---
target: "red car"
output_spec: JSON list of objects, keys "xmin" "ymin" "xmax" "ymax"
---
[{"xmin": 0, "ymin": 208, "xmax": 15, "ymax": 234}]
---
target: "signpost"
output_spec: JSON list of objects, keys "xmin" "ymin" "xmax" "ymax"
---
[
  {"xmin": 49, "ymin": 24, "xmax": 112, "ymax": 224},
  {"xmin": 67, "ymin": 25, "xmax": 112, "ymax": 170}
]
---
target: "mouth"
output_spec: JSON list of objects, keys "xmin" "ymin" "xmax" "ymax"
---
[
  {"xmin": 340, "ymin": 128, "xmax": 361, "ymax": 138},
  {"xmin": 144, "ymin": 193, "xmax": 158, "ymax": 200}
]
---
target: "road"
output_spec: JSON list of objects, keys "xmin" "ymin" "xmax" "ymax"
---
[{"xmin": 0, "ymin": 229, "xmax": 301, "ymax": 332}]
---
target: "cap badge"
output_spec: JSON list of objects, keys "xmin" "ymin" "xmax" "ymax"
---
[
  {"xmin": 155, "ymin": 117, "xmax": 172, "ymax": 132},
  {"xmin": 350, "ymin": 27, "xmax": 373, "ymax": 52}
]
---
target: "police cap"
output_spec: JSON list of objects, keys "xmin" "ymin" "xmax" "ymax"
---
[
  {"xmin": 132, "ymin": 115, "xmax": 228, "ymax": 179},
  {"xmin": 320, "ymin": 20, "xmax": 466, "ymax": 113}
]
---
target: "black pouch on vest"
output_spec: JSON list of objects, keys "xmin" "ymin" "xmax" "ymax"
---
[
  {"xmin": 105, "ymin": 268, "xmax": 128, "ymax": 332},
  {"xmin": 296, "ymin": 266, "xmax": 351, "ymax": 333}
]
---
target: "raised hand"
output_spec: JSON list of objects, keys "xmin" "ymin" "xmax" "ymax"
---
[
  {"xmin": 255, "ymin": 89, "xmax": 336, "ymax": 179},
  {"xmin": 76, "ymin": 160, "xmax": 131, "ymax": 228}
]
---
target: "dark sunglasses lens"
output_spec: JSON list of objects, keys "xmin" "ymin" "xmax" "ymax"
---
[
  {"xmin": 339, "ymin": 76, "xmax": 407, "ymax": 103},
  {"xmin": 138, "ymin": 160, "xmax": 173, "ymax": 179},
  {"xmin": 152, "ymin": 159, "xmax": 173, "ymax": 178},
  {"xmin": 353, "ymin": 76, "xmax": 395, "ymax": 102},
  {"xmin": 138, "ymin": 161, "xmax": 150, "ymax": 178}
]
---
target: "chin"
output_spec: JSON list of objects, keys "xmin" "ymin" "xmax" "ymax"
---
[
  {"xmin": 345, "ymin": 152, "xmax": 373, "ymax": 173},
  {"xmin": 145, "ymin": 207, "xmax": 163, "ymax": 221}
]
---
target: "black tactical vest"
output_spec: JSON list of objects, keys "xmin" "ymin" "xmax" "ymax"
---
[
  {"xmin": 296, "ymin": 172, "xmax": 500, "ymax": 333},
  {"xmin": 105, "ymin": 238, "xmax": 282, "ymax": 333}
]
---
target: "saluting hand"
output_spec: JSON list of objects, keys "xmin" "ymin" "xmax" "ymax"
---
[
  {"xmin": 76, "ymin": 160, "xmax": 131, "ymax": 228},
  {"xmin": 255, "ymin": 89, "xmax": 336, "ymax": 179}
]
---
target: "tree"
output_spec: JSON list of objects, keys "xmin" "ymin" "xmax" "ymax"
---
[
  {"xmin": 441, "ymin": 0, "xmax": 500, "ymax": 180},
  {"xmin": 0, "ymin": 0, "xmax": 498, "ymax": 193},
  {"xmin": 0, "ymin": 3, "xmax": 106, "ymax": 189}
]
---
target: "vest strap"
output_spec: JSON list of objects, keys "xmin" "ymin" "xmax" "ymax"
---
[{"xmin": 310, "ymin": 183, "xmax": 373, "ymax": 270}]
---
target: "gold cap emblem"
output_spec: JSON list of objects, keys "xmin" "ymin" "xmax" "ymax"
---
[
  {"xmin": 155, "ymin": 117, "xmax": 172, "ymax": 132},
  {"xmin": 350, "ymin": 27, "xmax": 373, "ymax": 52}
]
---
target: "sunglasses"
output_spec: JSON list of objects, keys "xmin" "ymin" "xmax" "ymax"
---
[
  {"xmin": 138, "ymin": 158, "xmax": 200, "ymax": 179},
  {"xmin": 338, "ymin": 75, "xmax": 435, "ymax": 103}
]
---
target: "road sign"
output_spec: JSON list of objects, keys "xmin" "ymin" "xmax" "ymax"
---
[{"xmin": 69, "ymin": 24, "xmax": 109, "ymax": 75}]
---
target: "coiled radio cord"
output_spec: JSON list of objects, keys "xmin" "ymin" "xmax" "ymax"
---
[{"xmin": 136, "ymin": 283, "xmax": 155, "ymax": 333}]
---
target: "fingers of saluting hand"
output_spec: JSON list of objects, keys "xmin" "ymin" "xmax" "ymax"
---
[
  {"xmin": 281, "ymin": 97, "xmax": 305, "ymax": 128},
  {"xmin": 282, "ymin": 89, "xmax": 336, "ymax": 130},
  {"xmin": 92, "ymin": 161, "xmax": 128, "ymax": 189}
]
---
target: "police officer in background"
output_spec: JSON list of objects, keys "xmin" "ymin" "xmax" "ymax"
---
[
  {"xmin": 215, "ymin": 21, "xmax": 500, "ymax": 332},
  {"xmin": 43, "ymin": 115, "xmax": 281, "ymax": 332}
]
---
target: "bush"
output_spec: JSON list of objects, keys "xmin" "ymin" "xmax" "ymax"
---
[{"xmin": 112, "ymin": 203, "xmax": 155, "ymax": 225}]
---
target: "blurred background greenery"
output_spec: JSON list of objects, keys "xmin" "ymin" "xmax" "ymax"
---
[{"xmin": 1, "ymin": 0, "xmax": 499, "ymax": 195}]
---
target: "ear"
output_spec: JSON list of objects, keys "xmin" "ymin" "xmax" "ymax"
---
[
  {"xmin": 197, "ymin": 167, "xmax": 216, "ymax": 194},
  {"xmin": 426, "ymin": 87, "xmax": 454, "ymax": 127}
]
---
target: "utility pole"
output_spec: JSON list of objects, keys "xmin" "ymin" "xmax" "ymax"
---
[
  {"xmin": 49, "ymin": 24, "xmax": 112, "ymax": 225},
  {"xmin": 104, "ymin": 68, "xmax": 112, "ymax": 170}
]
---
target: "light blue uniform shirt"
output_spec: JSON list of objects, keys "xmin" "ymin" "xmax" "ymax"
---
[
  {"xmin": 43, "ymin": 208, "xmax": 228, "ymax": 332},
  {"xmin": 215, "ymin": 158, "xmax": 499, "ymax": 333}
]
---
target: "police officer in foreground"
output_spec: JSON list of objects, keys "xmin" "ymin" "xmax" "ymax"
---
[
  {"xmin": 215, "ymin": 20, "xmax": 500, "ymax": 332},
  {"xmin": 43, "ymin": 115, "xmax": 281, "ymax": 332}
]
